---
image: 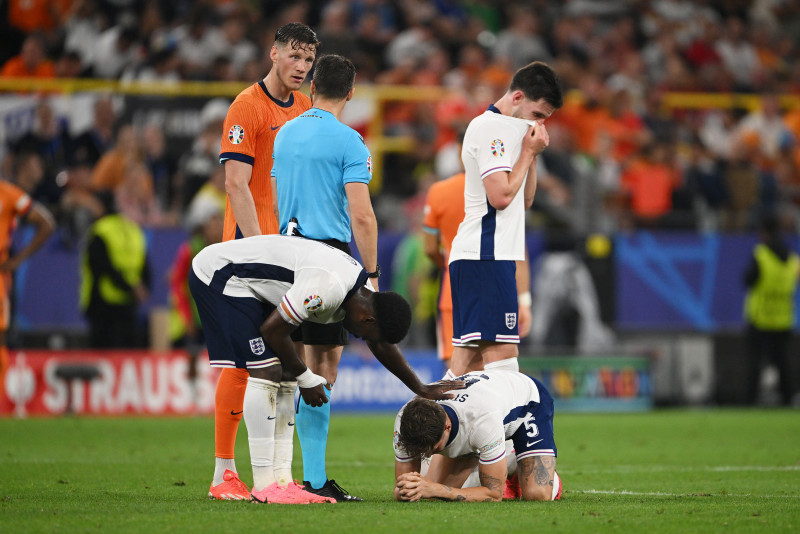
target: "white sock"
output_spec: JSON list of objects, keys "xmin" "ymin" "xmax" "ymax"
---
[
  {"xmin": 505, "ymin": 440, "xmax": 517, "ymax": 477},
  {"xmin": 273, "ymin": 381, "xmax": 297, "ymax": 486},
  {"xmin": 243, "ymin": 377, "xmax": 279, "ymax": 491},
  {"xmin": 213, "ymin": 457, "xmax": 237, "ymax": 486},
  {"xmin": 442, "ymin": 368, "xmax": 456, "ymax": 380},
  {"xmin": 484, "ymin": 357, "xmax": 519, "ymax": 373}
]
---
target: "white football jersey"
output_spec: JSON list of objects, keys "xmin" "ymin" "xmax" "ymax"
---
[
  {"xmin": 191, "ymin": 235, "xmax": 369, "ymax": 325},
  {"xmin": 449, "ymin": 109, "xmax": 531, "ymax": 263},
  {"xmin": 394, "ymin": 370, "xmax": 542, "ymax": 465}
]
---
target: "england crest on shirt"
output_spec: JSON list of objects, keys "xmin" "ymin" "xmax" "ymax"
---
[
  {"xmin": 505, "ymin": 313, "xmax": 517, "ymax": 329},
  {"xmin": 249, "ymin": 337, "xmax": 266, "ymax": 355}
]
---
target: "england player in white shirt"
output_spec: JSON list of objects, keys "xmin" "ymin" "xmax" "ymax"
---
[
  {"xmin": 448, "ymin": 62, "xmax": 563, "ymax": 376},
  {"xmin": 190, "ymin": 235, "xmax": 460, "ymax": 504},
  {"xmin": 393, "ymin": 369, "xmax": 561, "ymax": 502}
]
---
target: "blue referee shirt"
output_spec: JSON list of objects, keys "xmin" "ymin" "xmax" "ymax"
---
[{"xmin": 272, "ymin": 108, "xmax": 372, "ymax": 243}]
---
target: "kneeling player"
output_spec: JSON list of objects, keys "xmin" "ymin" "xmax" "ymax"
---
[
  {"xmin": 393, "ymin": 370, "xmax": 561, "ymax": 502},
  {"xmin": 190, "ymin": 235, "xmax": 459, "ymax": 504}
]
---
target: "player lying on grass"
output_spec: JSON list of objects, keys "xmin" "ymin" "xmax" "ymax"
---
[
  {"xmin": 393, "ymin": 369, "xmax": 561, "ymax": 502},
  {"xmin": 190, "ymin": 234, "xmax": 461, "ymax": 504}
]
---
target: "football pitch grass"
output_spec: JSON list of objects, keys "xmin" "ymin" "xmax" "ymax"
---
[{"xmin": 1, "ymin": 410, "xmax": 798, "ymax": 533}]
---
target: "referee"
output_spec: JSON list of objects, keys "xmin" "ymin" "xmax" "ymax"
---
[{"xmin": 271, "ymin": 54, "xmax": 378, "ymax": 502}]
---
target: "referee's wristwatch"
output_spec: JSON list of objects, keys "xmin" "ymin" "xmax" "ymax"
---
[{"xmin": 367, "ymin": 265, "xmax": 381, "ymax": 278}]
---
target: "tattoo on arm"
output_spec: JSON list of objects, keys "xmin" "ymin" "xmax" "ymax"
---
[
  {"xmin": 534, "ymin": 456, "xmax": 555, "ymax": 487},
  {"xmin": 480, "ymin": 473, "xmax": 504, "ymax": 495}
]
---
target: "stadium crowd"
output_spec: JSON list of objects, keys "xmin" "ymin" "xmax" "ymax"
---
[{"xmin": 2, "ymin": 0, "xmax": 800, "ymax": 237}]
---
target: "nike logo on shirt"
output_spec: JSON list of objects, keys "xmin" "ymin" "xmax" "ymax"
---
[
  {"xmin": 526, "ymin": 438, "xmax": 543, "ymax": 447},
  {"xmin": 267, "ymin": 416, "xmax": 276, "ymax": 420},
  {"xmin": 270, "ymin": 124, "xmax": 281, "ymax": 131}
]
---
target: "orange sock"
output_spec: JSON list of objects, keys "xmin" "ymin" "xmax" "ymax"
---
[
  {"xmin": 214, "ymin": 368, "xmax": 249, "ymax": 459},
  {"xmin": 0, "ymin": 345, "xmax": 7, "ymax": 402}
]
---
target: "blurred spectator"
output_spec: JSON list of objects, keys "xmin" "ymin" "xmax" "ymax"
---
[
  {"xmin": 317, "ymin": 0, "xmax": 356, "ymax": 59},
  {"xmin": 80, "ymin": 192, "xmax": 151, "ymax": 348},
  {"xmin": 6, "ymin": 100, "xmax": 70, "ymax": 207},
  {"xmin": 140, "ymin": 123, "xmax": 178, "ymax": 213},
  {"xmin": 736, "ymin": 94, "xmax": 792, "ymax": 166},
  {"xmin": 59, "ymin": 155, "xmax": 104, "ymax": 246},
  {"xmin": 743, "ymin": 214, "xmax": 800, "ymax": 406},
  {"xmin": 492, "ymin": 5, "xmax": 551, "ymax": 70},
  {"xmin": 722, "ymin": 134, "xmax": 761, "ymax": 231},
  {"xmin": 91, "ymin": 124, "xmax": 144, "ymax": 191},
  {"xmin": 0, "ymin": 34, "xmax": 56, "ymax": 78},
  {"xmin": 70, "ymin": 96, "xmax": 118, "ymax": 167},
  {"xmin": 9, "ymin": 152, "xmax": 46, "ymax": 196},
  {"xmin": 88, "ymin": 24, "xmax": 141, "ymax": 78},
  {"xmin": 176, "ymin": 119, "xmax": 223, "ymax": 210},
  {"xmin": 64, "ymin": 0, "xmax": 108, "ymax": 66},
  {"xmin": 55, "ymin": 50, "xmax": 85, "ymax": 78},
  {"xmin": 620, "ymin": 141, "xmax": 681, "ymax": 227},
  {"xmin": 391, "ymin": 194, "xmax": 437, "ymax": 348},
  {"xmin": 385, "ymin": 15, "xmax": 437, "ymax": 69},
  {"xmin": 184, "ymin": 165, "xmax": 226, "ymax": 230},
  {"xmin": 715, "ymin": 17, "xmax": 762, "ymax": 91},
  {"xmin": 7, "ymin": 0, "xmax": 71, "ymax": 35},
  {"xmin": 529, "ymin": 233, "xmax": 615, "ymax": 351},
  {"xmin": 121, "ymin": 46, "xmax": 181, "ymax": 83}
]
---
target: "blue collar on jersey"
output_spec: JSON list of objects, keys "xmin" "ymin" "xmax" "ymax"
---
[
  {"xmin": 441, "ymin": 404, "xmax": 459, "ymax": 446},
  {"xmin": 343, "ymin": 269, "xmax": 371, "ymax": 304},
  {"xmin": 487, "ymin": 103, "xmax": 502, "ymax": 114},
  {"xmin": 259, "ymin": 80, "xmax": 295, "ymax": 108}
]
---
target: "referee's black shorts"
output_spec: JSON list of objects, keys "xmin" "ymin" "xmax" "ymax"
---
[{"xmin": 289, "ymin": 237, "xmax": 351, "ymax": 346}]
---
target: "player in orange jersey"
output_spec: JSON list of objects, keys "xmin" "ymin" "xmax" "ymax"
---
[
  {"xmin": 423, "ymin": 171, "xmax": 532, "ymax": 374},
  {"xmin": 208, "ymin": 22, "xmax": 319, "ymax": 501},
  {"xmin": 0, "ymin": 169, "xmax": 55, "ymax": 402}
]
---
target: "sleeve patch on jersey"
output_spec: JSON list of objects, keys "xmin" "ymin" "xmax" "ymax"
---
[
  {"xmin": 303, "ymin": 294, "xmax": 323, "ymax": 312},
  {"xmin": 367, "ymin": 155, "xmax": 372, "ymax": 176},
  {"xmin": 490, "ymin": 139, "xmax": 505, "ymax": 157},
  {"xmin": 228, "ymin": 124, "xmax": 245, "ymax": 144},
  {"xmin": 479, "ymin": 437, "xmax": 504, "ymax": 454}
]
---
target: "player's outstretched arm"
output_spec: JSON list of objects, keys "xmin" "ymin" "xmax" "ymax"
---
[
  {"xmin": 396, "ymin": 461, "xmax": 505, "ymax": 502},
  {"xmin": 260, "ymin": 309, "xmax": 329, "ymax": 406},
  {"xmin": 1, "ymin": 202, "xmax": 55, "ymax": 271},
  {"xmin": 345, "ymin": 182, "xmax": 379, "ymax": 290},
  {"xmin": 366, "ymin": 340, "xmax": 463, "ymax": 400}
]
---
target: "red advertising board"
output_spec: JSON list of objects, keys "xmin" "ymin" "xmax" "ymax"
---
[{"xmin": 1, "ymin": 350, "xmax": 220, "ymax": 416}]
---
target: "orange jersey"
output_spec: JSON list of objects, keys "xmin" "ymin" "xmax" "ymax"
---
[
  {"xmin": 423, "ymin": 173, "xmax": 465, "ymax": 312},
  {"xmin": 0, "ymin": 180, "xmax": 32, "ymax": 262},
  {"xmin": 0, "ymin": 180, "xmax": 32, "ymax": 330},
  {"xmin": 219, "ymin": 80, "xmax": 311, "ymax": 241}
]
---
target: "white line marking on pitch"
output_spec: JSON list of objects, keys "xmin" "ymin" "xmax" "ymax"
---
[
  {"xmin": 570, "ymin": 465, "xmax": 800, "ymax": 473},
  {"xmin": 577, "ymin": 489, "xmax": 800, "ymax": 499}
]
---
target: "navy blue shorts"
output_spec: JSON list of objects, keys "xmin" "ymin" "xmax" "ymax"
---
[
  {"xmin": 449, "ymin": 259, "xmax": 519, "ymax": 345},
  {"xmin": 510, "ymin": 376, "xmax": 557, "ymax": 460},
  {"xmin": 188, "ymin": 270, "xmax": 280, "ymax": 370}
]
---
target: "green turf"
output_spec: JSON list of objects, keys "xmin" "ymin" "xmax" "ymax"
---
[{"xmin": 1, "ymin": 410, "xmax": 798, "ymax": 533}]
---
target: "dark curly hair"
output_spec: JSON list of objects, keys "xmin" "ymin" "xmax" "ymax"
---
[
  {"xmin": 510, "ymin": 61, "xmax": 563, "ymax": 110},
  {"xmin": 372, "ymin": 291, "xmax": 412, "ymax": 344},
  {"xmin": 397, "ymin": 398, "xmax": 447, "ymax": 459},
  {"xmin": 274, "ymin": 22, "xmax": 320, "ymax": 52}
]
